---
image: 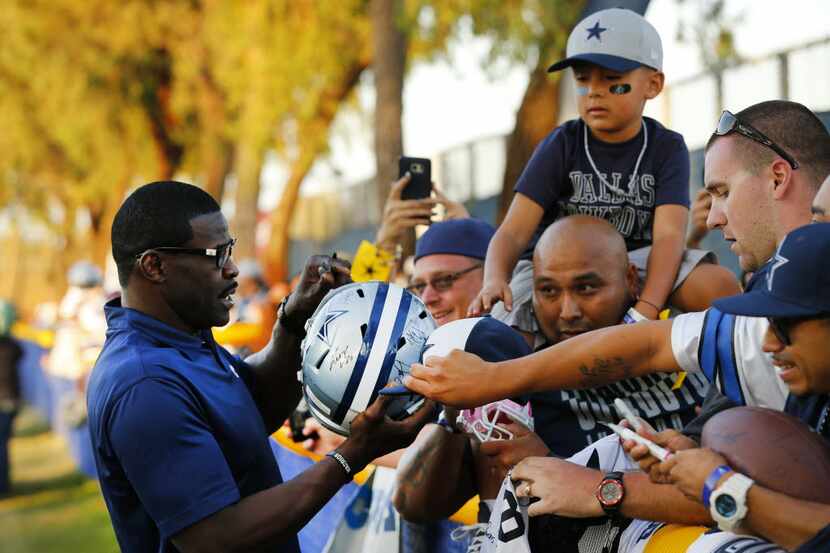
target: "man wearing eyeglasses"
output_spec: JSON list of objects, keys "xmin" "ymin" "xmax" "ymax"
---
[
  {"xmin": 87, "ymin": 181, "xmax": 435, "ymax": 553},
  {"xmin": 402, "ymin": 100, "xmax": 830, "ymax": 526},
  {"xmin": 408, "ymin": 218, "xmax": 495, "ymax": 327},
  {"xmin": 396, "ymin": 215, "xmax": 710, "ymax": 552}
]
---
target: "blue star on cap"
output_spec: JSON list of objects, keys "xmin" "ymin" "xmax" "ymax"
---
[{"xmin": 586, "ymin": 21, "xmax": 607, "ymax": 41}]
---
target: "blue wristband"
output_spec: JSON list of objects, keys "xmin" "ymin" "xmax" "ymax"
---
[{"xmin": 702, "ymin": 464, "xmax": 732, "ymax": 508}]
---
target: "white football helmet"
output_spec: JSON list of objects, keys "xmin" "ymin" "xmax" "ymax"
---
[
  {"xmin": 457, "ymin": 400, "xmax": 534, "ymax": 442},
  {"xmin": 299, "ymin": 281, "xmax": 436, "ymax": 436}
]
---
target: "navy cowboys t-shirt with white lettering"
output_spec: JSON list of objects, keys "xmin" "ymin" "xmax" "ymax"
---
[
  {"xmin": 526, "ymin": 368, "xmax": 710, "ymax": 458},
  {"xmin": 515, "ymin": 117, "xmax": 690, "ymax": 259}
]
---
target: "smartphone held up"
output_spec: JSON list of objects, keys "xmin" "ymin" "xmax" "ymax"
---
[{"xmin": 399, "ymin": 156, "xmax": 432, "ymax": 200}]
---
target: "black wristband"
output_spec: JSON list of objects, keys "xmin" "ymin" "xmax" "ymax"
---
[
  {"xmin": 326, "ymin": 450, "xmax": 353, "ymax": 478},
  {"xmin": 277, "ymin": 294, "xmax": 307, "ymax": 338}
]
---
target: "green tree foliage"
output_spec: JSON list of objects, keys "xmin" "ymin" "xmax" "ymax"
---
[{"xmin": 0, "ymin": 0, "xmax": 585, "ymax": 306}]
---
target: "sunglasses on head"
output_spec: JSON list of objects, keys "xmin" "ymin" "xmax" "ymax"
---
[{"xmin": 714, "ymin": 111, "xmax": 799, "ymax": 170}]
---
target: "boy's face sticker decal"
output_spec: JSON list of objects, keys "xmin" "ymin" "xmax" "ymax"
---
[
  {"xmin": 575, "ymin": 83, "xmax": 631, "ymax": 96},
  {"xmin": 609, "ymin": 84, "xmax": 632, "ymax": 95}
]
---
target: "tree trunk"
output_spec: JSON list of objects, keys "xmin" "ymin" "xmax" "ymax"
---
[
  {"xmin": 498, "ymin": 62, "xmax": 562, "ymax": 223},
  {"xmin": 197, "ymin": 60, "xmax": 232, "ymax": 200},
  {"xmin": 138, "ymin": 48, "xmax": 185, "ymax": 179},
  {"xmin": 266, "ymin": 151, "xmax": 313, "ymax": 283},
  {"xmin": 232, "ymin": 141, "xmax": 263, "ymax": 262},
  {"xmin": 497, "ymin": 0, "xmax": 589, "ymax": 223},
  {"xmin": 202, "ymin": 138, "xmax": 233, "ymax": 201},
  {"xmin": 88, "ymin": 177, "xmax": 130, "ymax": 271},
  {"xmin": 371, "ymin": 0, "xmax": 406, "ymax": 204},
  {"xmin": 264, "ymin": 61, "xmax": 370, "ymax": 283}
]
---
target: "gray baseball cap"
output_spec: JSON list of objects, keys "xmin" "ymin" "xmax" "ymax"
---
[{"xmin": 548, "ymin": 8, "xmax": 662, "ymax": 74}]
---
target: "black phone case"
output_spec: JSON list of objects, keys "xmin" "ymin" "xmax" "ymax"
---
[{"xmin": 399, "ymin": 157, "xmax": 432, "ymax": 200}]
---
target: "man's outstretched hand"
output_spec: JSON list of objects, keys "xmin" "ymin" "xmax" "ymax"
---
[{"xmin": 403, "ymin": 349, "xmax": 511, "ymax": 408}]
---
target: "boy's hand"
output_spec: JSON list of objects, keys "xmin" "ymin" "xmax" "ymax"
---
[
  {"xmin": 468, "ymin": 280, "xmax": 512, "ymax": 316},
  {"xmin": 686, "ymin": 189, "xmax": 712, "ymax": 249}
]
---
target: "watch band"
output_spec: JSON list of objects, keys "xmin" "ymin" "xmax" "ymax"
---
[
  {"xmin": 596, "ymin": 471, "xmax": 625, "ymax": 514},
  {"xmin": 278, "ymin": 294, "xmax": 307, "ymax": 338},
  {"xmin": 709, "ymin": 472, "xmax": 754, "ymax": 532},
  {"xmin": 702, "ymin": 464, "xmax": 733, "ymax": 507}
]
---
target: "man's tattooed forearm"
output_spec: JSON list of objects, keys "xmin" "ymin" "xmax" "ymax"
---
[{"xmin": 577, "ymin": 356, "xmax": 633, "ymax": 387}]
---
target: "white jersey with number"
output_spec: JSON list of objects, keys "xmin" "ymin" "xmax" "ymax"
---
[
  {"xmin": 670, "ymin": 309, "xmax": 788, "ymax": 410},
  {"xmin": 481, "ymin": 475, "xmax": 532, "ymax": 553}
]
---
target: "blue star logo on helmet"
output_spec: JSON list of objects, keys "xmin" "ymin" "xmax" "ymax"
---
[
  {"xmin": 317, "ymin": 309, "xmax": 348, "ymax": 344},
  {"xmin": 586, "ymin": 20, "xmax": 607, "ymax": 41},
  {"xmin": 419, "ymin": 342, "xmax": 435, "ymax": 363}
]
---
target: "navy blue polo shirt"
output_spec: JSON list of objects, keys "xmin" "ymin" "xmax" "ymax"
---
[{"xmin": 87, "ymin": 299, "xmax": 300, "ymax": 553}]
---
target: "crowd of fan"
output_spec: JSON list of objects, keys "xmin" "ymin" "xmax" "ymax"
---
[{"xmin": 3, "ymin": 7, "xmax": 830, "ymax": 553}]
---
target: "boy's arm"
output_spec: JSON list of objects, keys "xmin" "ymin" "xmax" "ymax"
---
[
  {"xmin": 393, "ymin": 424, "xmax": 477, "ymax": 522},
  {"xmin": 405, "ymin": 319, "xmax": 680, "ymax": 408},
  {"xmin": 471, "ymin": 193, "xmax": 543, "ymax": 314},
  {"xmin": 636, "ymin": 204, "xmax": 688, "ymax": 319}
]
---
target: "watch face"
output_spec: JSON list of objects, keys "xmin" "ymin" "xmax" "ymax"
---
[
  {"xmin": 715, "ymin": 493, "xmax": 738, "ymax": 517},
  {"xmin": 599, "ymin": 481, "xmax": 624, "ymax": 504}
]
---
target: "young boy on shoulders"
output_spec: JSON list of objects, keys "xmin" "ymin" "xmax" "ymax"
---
[{"xmin": 470, "ymin": 8, "xmax": 738, "ymax": 335}]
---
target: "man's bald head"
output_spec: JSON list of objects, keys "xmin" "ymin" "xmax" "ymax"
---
[
  {"xmin": 533, "ymin": 215, "xmax": 630, "ymax": 279},
  {"xmin": 531, "ymin": 215, "xmax": 639, "ymax": 345}
]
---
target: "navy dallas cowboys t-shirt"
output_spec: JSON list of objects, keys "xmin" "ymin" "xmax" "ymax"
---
[{"xmin": 515, "ymin": 117, "xmax": 690, "ymax": 259}]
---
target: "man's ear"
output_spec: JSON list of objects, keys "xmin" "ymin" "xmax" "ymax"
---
[
  {"xmin": 137, "ymin": 252, "xmax": 166, "ymax": 283},
  {"xmin": 644, "ymin": 70, "xmax": 664, "ymax": 99},
  {"xmin": 770, "ymin": 158, "xmax": 795, "ymax": 200}
]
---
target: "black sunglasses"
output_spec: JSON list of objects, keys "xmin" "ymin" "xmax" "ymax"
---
[
  {"xmin": 135, "ymin": 238, "xmax": 237, "ymax": 270},
  {"xmin": 407, "ymin": 264, "xmax": 482, "ymax": 296},
  {"xmin": 714, "ymin": 111, "xmax": 799, "ymax": 170},
  {"xmin": 767, "ymin": 314, "xmax": 830, "ymax": 346}
]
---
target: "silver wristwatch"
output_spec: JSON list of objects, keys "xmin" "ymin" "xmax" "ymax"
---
[{"xmin": 709, "ymin": 472, "xmax": 754, "ymax": 531}]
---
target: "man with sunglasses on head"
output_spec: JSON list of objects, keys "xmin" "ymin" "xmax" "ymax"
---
[
  {"xmin": 87, "ymin": 181, "xmax": 435, "ymax": 553},
  {"xmin": 402, "ymin": 100, "xmax": 830, "ymax": 527},
  {"xmin": 646, "ymin": 222, "xmax": 830, "ymax": 552}
]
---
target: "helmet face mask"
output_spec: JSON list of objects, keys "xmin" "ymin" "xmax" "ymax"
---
[
  {"xmin": 299, "ymin": 282, "xmax": 436, "ymax": 436},
  {"xmin": 458, "ymin": 400, "xmax": 534, "ymax": 442}
]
